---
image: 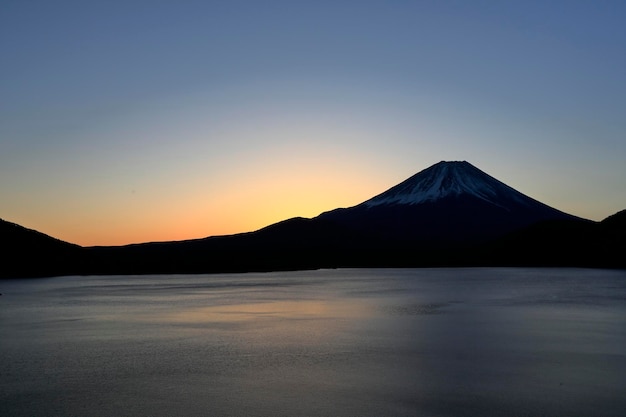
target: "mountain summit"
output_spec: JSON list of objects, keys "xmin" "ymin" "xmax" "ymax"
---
[
  {"xmin": 319, "ymin": 161, "xmax": 581, "ymax": 245},
  {"xmin": 364, "ymin": 161, "xmax": 533, "ymax": 208}
]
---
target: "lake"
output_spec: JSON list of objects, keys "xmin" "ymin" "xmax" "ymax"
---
[{"xmin": 1, "ymin": 268, "xmax": 626, "ymax": 417}]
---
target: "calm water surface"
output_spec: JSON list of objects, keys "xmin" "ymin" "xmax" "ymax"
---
[{"xmin": 1, "ymin": 268, "xmax": 626, "ymax": 417}]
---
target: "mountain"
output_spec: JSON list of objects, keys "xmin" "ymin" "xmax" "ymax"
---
[
  {"xmin": 318, "ymin": 161, "xmax": 582, "ymax": 246},
  {"xmin": 2, "ymin": 161, "xmax": 624, "ymax": 278}
]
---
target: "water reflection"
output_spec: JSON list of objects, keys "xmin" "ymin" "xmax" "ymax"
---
[{"xmin": 165, "ymin": 300, "xmax": 372, "ymax": 323}]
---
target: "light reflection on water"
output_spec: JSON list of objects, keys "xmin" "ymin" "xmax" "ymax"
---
[
  {"xmin": 164, "ymin": 299, "xmax": 372, "ymax": 323},
  {"xmin": 1, "ymin": 268, "xmax": 626, "ymax": 417}
]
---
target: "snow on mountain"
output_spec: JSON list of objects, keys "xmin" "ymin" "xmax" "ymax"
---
[{"xmin": 363, "ymin": 161, "xmax": 533, "ymax": 209}]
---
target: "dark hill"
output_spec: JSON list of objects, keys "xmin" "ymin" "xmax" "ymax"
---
[
  {"xmin": 476, "ymin": 209, "xmax": 626, "ymax": 268},
  {"xmin": 0, "ymin": 219, "xmax": 83, "ymax": 278}
]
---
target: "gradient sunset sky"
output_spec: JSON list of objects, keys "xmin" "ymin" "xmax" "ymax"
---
[{"xmin": 2, "ymin": 1, "xmax": 625, "ymax": 246}]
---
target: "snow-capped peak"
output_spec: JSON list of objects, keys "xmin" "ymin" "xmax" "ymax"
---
[{"xmin": 363, "ymin": 161, "xmax": 530, "ymax": 208}]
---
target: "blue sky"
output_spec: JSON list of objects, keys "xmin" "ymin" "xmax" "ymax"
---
[{"xmin": 1, "ymin": 1, "xmax": 625, "ymax": 245}]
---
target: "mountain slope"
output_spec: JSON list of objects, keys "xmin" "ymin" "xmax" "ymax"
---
[
  {"xmin": 82, "ymin": 217, "xmax": 376, "ymax": 275},
  {"xmin": 318, "ymin": 161, "xmax": 583, "ymax": 245}
]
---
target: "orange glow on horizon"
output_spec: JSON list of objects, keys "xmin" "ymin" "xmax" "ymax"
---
[{"xmin": 37, "ymin": 156, "xmax": 391, "ymax": 247}]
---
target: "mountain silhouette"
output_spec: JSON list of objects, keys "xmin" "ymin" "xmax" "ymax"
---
[
  {"xmin": 1, "ymin": 162, "xmax": 624, "ymax": 278},
  {"xmin": 0, "ymin": 218, "xmax": 82, "ymax": 277}
]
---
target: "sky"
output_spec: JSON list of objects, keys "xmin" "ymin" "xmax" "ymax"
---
[{"xmin": 1, "ymin": 1, "xmax": 625, "ymax": 246}]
